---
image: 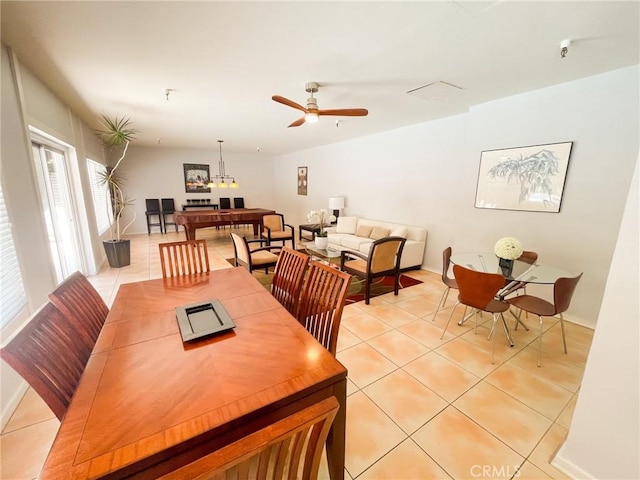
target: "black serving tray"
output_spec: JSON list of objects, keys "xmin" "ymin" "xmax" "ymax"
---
[{"xmin": 175, "ymin": 299, "xmax": 235, "ymax": 342}]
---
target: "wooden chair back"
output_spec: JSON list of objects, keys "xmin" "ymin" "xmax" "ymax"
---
[
  {"xmin": 518, "ymin": 250, "xmax": 539, "ymax": 265},
  {"xmin": 453, "ymin": 264, "xmax": 507, "ymax": 312},
  {"xmin": 271, "ymin": 247, "xmax": 309, "ymax": 316},
  {"xmin": 48, "ymin": 271, "xmax": 109, "ymax": 346},
  {"xmin": 554, "ymin": 273, "xmax": 583, "ymax": 314},
  {"xmin": 297, "ymin": 261, "xmax": 351, "ymax": 356},
  {"xmin": 0, "ymin": 302, "xmax": 95, "ymax": 420},
  {"xmin": 159, "ymin": 239, "xmax": 210, "ymax": 278},
  {"xmin": 441, "ymin": 246, "xmax": 457, "ymax": 289},
  {"xmin": 159, "ymin": 396, "xmax": 339, "ymax": 480},
  {"xmin": 219, "ymin": 197, "xmax": 232, "ymax": 209}
]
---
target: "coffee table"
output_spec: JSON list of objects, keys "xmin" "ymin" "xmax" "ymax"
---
[
  {"xmin": 301, "ymin": 242, "xmax": 343, "ymax": 264},
  {"xmin": 299, "ymin": 223, "xmax": 322, "ymax": 241}
]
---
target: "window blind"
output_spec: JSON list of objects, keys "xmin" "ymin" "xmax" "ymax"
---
[
  {"xmin": 0, "ymin": 182, "xmax": 27, "ymax": 328},
  {"xmin": 86, "ymin": 158, "xmax": 112, "ymax": 235}
]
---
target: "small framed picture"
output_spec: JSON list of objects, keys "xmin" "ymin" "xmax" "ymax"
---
[{"xmin": 297, "ymin": 166, "xmax": 308, "ymax": 196}]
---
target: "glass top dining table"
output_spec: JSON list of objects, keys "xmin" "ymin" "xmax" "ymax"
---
[{"xmin": 450, "ymin": 252, "xmax": 574, "ymax": 285}]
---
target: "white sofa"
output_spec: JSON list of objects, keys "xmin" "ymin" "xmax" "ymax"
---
[{"xmin": 324, "ymin": 216, "xmax": 427, "ymax": 270}]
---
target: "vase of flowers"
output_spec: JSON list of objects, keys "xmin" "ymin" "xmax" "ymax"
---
[
  {"xmin": 494, "ymin": 237, "xmax": 524, "ymax": 277},
  {"xmin": 307, "ymin": 209, "xmax": 336, "ymax": 250}
]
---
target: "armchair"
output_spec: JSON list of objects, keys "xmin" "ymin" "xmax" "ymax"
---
[
  {"xmin": 230, "ymin": 232, "xmax": 281, "ymax": 274},
  {"xmin": 261, "ymin": 213, "xmax": 295, "ymax": 249}
]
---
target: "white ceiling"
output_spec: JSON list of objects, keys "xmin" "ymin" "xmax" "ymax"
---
[{"xmin": 2, "ymin": 1, "xmax": 639, "ymax": 156}]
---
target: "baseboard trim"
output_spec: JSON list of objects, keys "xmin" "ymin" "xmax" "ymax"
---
[
  {"xmin": 0, "ymin": 380, "xmax": 28, "ymax": 431},
  {"xmin": 552, "ymin": 444, "xmax": 596, "ymax": 479}
]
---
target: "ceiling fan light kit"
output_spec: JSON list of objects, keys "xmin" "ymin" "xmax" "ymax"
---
[{"xmin": 272, "ymin": 81, "xmax": 368, "ymax": 127}]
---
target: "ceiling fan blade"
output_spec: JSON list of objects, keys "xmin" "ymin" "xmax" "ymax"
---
[
  {"xmin": 318, "ymin": 108, "xmax": 369, "ymax": 117},
  {"xmin": 272, "ymin": 95, "xmax": 307, "ymax": 112},
  {"xmin": 288, "ymin": 116, "xmax": 306, "ymax": 128}
]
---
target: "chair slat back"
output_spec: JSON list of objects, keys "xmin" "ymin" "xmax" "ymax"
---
[
  {"xmin": 48, "ymin": 271, "xmax": 109, "ymax": 346},
  {"xmin": 0, "ymin": 302, "xmax": 94, "ymax": 420},
  {"xmin": 297, "ymin": 261, "xmax": 351, "ymax": 356},
  {"xmin": 159, "ymin": 397, "xmax": 339, "ymax": 480},
  {"xmin": 453, "ymin": 264, "xmax": 506, "ymax": 310},
  {"xmin": 554, "ymin": 273, "xmax": 583, "ymax": 314},
  {"xmin": 159, "ymin": 239, "xmax": 210, "ymax": 278},
  {"xmin": 271, "ymin": 247, "xmax": 309, "ymax": 316}
]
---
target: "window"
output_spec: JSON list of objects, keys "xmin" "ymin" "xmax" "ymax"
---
[
  {"xmin": 86, "ymin": 158, "xmax": 112, "ymax": 235},
  {"xmin": 0, "ymin": 182, "xmax": 27, "ymax": 328}
]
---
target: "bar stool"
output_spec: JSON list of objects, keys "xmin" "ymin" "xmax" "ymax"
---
[
  {"xmin": 161, "ymin": 198, "xmax": 178, "ymax": 233},
  {"xmin": 145, "ymin": 199, "xmax": 163, "ymax": 234}
]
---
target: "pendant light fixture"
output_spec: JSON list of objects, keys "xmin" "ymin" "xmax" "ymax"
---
[{"xmin": 207, "ymin": 140, "xmax": 239, "ymax": 189}]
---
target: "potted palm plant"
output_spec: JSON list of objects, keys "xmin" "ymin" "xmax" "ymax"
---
[{"xmin": 96, "ymin": 115, "xmax": 138, "ymax": 267}]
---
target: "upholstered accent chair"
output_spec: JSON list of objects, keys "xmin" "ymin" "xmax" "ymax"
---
[{"xmin": 261, "ymin": 213, "xmax": 295, "ymax": 249}]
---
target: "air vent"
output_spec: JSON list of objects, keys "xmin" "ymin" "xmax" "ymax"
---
[{"xmin": 406, "ymin": 81, "xmax": 464, "ymax": 101}]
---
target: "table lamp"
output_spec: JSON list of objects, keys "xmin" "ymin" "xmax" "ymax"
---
[{"xmin": 328, "ymin": 197, "xmax": 345, "ymax": 222}]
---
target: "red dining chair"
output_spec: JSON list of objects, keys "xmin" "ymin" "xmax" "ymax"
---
[
  {"xmin": 442, "ymin": 265, "xmax": 512, "ymax": 363},
  {"xmin": 507, "ymin": 273, "xmax": 582, "ymax": 367}
]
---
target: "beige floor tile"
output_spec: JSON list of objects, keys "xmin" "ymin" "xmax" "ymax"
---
[
  {"xmin": 366, "ymin": 330, "xmax": 429, "ymax": 366},
  {"xmin": 509, "ymin": 346, "xmax": 585, "ymax": 392},
  {"xmin": 2, "ymin": 388, "xmax": 55, "ymax": 434},
  {"xmin": 359, "ymin": 438, "xmax": 452, "ymax": 479},
  {"xmin": 435, "ymin": 337, "xmax": 502, "ymax": 377},
  {"xmin": 397, "ymin": 319, "xmax": 455, "ymax": 349},
  {"xmin": 340, "ymin": 312, "xmax": 392, "ymax": 340},
  {"xmin": 403, "ymin": 351, "xmax": 480, "ymax": 403},
  {"xmin": 344, "ymin": 391, "xmax": 407, "ymax": 478},
  {"xmin": 346, "ymin": 378, "xmax": 360, "ymax": 397},
  {"xmin": 364, "ymin": 369, "xmax": 447, "ymax": 434},
  {"xmin": 393, "ymin": 295, "xmax": 440, "ymax": 318},
  {"xmin": 453, "ymin": 381, "xmax": 553, "ymax": 456},
  {"xmin": 412, "ymin": 406, "xmax": 524, "ymax": 480},
  {"xmin": 514, "ymin": 460, "xmax": 553, "ymax": 479},
  {"xmin": 485, "ymin": 363, "xmax": 573, "ymax": 420},
  {"xmin": 337, "ymin": 325, "xmax": 363, "ymax": 352},
  {"xmin": 365, "ymin": 303, "xmax": 418, "ymax": 328},
  {"xmin": 528, "ymin": 423, "xmax": 571, "ymax": 479},
  {"xmin": 556, "ymin": 393, "xmax": 579, "ymax": 428},
  {"xmin": 337, "ymin": 343, "xmax": 398, "ymax": 388},
  {"xmin": 0, "ymin": 418, "xmax": 60, "ymax": 480}
]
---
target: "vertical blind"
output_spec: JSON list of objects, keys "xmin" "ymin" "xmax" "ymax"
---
[
  {"xmin": 0, "ymin": 182, "xmax": 27, "ymax": 328},
  {"xmin": 86, "ymin": 158, "xmax": 112, "ymax": 235}
]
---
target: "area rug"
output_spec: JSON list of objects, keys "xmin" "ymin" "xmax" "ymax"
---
[{"xmin": 226, "ymin": 258, "xmax": 422, "ymax": 305}]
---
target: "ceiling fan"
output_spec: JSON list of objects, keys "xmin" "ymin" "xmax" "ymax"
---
[{"xmin": 272, "ymin": 82, "xmax": 368, "ymax": 128}]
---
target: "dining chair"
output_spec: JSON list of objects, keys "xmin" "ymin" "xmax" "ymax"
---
[
  {"xmin": 48, "ymin": 271, "xmax": 109, "ymax": 345},
  {"xmin": 443, "ymin": 265, "xmax": 512, "ymax": 363},
  {"xmin": 161, "ymin": 198, "xmax": 178, "ymax": 232},
  {"xmin": 503, "ymin": 250, "xmax": 539, "ymax": 297},
  {"xmin": 158, "ymin": 396, "xmax": 339, "ymax": 480},
  {"xmin": 507, "ymin": 273, "xmax": 583, "ymax": 367},
  {"xmin": 340, "ymin": 236, "xmax": 406, "ymax": 305},
  {"xmin": 297, "ymin": 261, "xmax": 351, "ymax": 356},
  {"xmin": 431, "ymin": 247, "xmax": 459, "ymax": 322},
  {"xmin": 271, "ymin": 247, "xmax": 310, "ymax": 316},
  {"xmin": 0, "ymin": 302, "xmax": 95, "ymax": 421},
  {"xmin": 159, "ymin": 239, "xmax": 210, "ymax": 277},
  {"xmin": 219, "ymin": 197, "xmax": 232, "ymax": 209},
  {"xmin": 145, "ymin": 198, "xmax": 163, "ymax": 234},
  {"xmin": 230, "ymin": 232, "xmax": 281, "ymax": 274},
  {"xmin": 233, "ymin": 197, "xmax": 245, "ymax": 208},
  {"xmin": 261, "ymin": 213, "xmax": 296, "ymax": 249}
]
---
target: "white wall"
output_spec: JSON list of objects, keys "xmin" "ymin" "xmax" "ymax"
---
[
  {"xmin": 553, "ymin": 156, "xmax": 639, "ymax": 479},
  {"xmin": 274, "ymin": 66, "xmax": 639, "ymax": 327},
  {"xmin": 119, "ymin": 146, "xmax": 277, "ymax": 235}
]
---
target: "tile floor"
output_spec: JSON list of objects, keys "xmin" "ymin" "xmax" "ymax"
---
[{"xmin": 0, "ymin": 227, "xmax": 593, "ymax": 480}]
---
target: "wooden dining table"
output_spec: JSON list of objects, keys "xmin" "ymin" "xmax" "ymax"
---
[{"xmin": 39, "ymin": 268, "xmax": 347, "ymax": 479}]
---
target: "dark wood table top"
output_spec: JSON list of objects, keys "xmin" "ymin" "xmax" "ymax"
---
[{"xmin": 40, "ymin": 268, "xmax": 347, "ymax": 479}]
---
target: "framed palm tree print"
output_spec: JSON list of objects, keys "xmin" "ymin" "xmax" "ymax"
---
[{"xmin": 474, "ymin": 141, "xmax": 573, "ymax": 212}]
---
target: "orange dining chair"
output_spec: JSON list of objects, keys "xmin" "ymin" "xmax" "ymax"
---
[
  {"xmin": 48, "ymin": 271, "xmax": 109, "ymax": 346},
  {"xmin": 0, "ymin": 302, "xmax": 95, "ymax": 420},
  {"xmin": 443, "ymin": 265, "xmax": 512, "ymax": 363},
  {"xmin": 297, "ymin": 261, "xmax": 351, "ymax": 356},
  {"xmin": 507, "ymin": 273, "xmax": 583, "ymax": 366},
  {"xmin": 271, "ymin": 247, "xmax": 310, "ymax": 316},
  {"xmin": 159, "ymin": 239, "xmax": 211, "ymax": 278},
  {"xmin": 158, "ymin": 396, "xmax": 339, "ymax": 480},
  {"xmin": 431, "ymin": 247, "xmax": 459, "ymax": 322}
]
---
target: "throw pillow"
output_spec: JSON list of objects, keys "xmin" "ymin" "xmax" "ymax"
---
[
  {"xmin": 391, "ymin": 226, "xmax": 408, "ymax": 238},
  {"xmin": 335, "ymin": 216, "xmax": 358, "ymax": 234},
  {"xmin": 369, "ymin": 226, "xmax": 391, "ymax": 240},
  {"xmin": 355, "ymin": 225, "xmax": 373, "ymax": 238}
]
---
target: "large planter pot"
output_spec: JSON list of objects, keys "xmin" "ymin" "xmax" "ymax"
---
[
  {"xmin": 103, "ymin": 239, "xmax": 131, "ymax": 268},
  {"xmin": 314, "ymin": 236, "xmax": 329, "ymax": 250}
]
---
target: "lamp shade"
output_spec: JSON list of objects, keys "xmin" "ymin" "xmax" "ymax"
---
[{"xmin": 329, "ymin": 197, "xmax": 345, "ymax": 210}]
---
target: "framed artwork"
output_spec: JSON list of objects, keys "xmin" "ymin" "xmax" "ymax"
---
[
  {"xmin": 183, "ymin": 163, "xmax": 211, "ymax": 193},
  {"xmin": 474, "ymin": 141, "xmax": 573, "ymax": 213},
  {"xmin": 297, "ymin": 166, "xmax": 308, "ymax": 196}
]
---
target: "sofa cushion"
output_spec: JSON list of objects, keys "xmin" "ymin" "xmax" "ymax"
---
[
  {"xmin": 355, "ymin": 225, "xmax": 373, "ymax": 238},
  {"xmin": 336, "ymin": 216, "xmax": 358, "ymax": 234},
  {"xmin": 390, "ymin": 226, "xmax": 408, "ymax": 238},
  {"xmin": 369, "ymin": 226, "xmax": 391, "ymax": 240},
  {"xmin": 342, "ymin": 235, "xmax": 373, "ymax": 251}
]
